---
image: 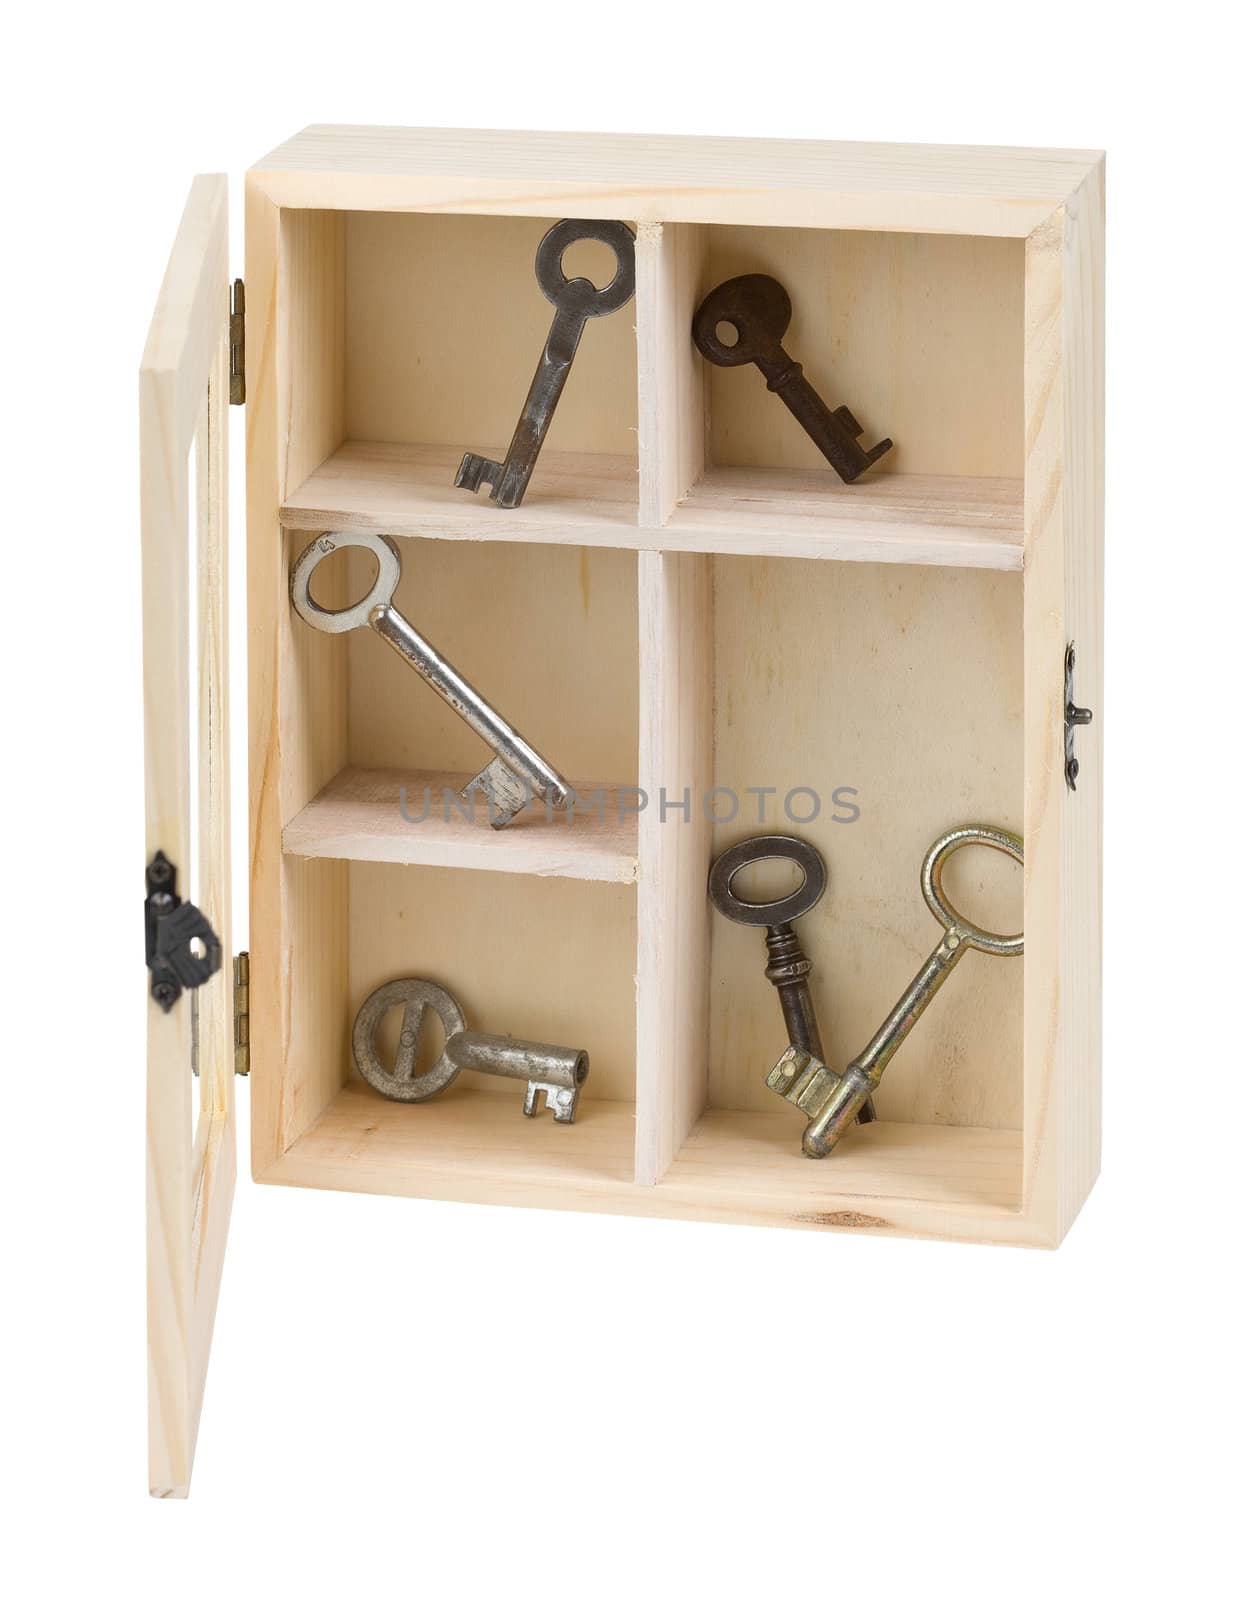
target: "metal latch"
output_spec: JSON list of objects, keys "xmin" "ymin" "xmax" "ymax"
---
[
  {"xmin": 233, "ymin": 952, "xmax": 250, "ymax": 1076},
  {"xmin": 229, "ymin": 279, "xmax": 245, "ymax": 405},
  {"xmin": 1064, "ymin": 643, "xmax": 1093, "ymax": 791},
  {"xmin": 144, "ymin": 851, "xmax": 222, "ymax": 1012}
]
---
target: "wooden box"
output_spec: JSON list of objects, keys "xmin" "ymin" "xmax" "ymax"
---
[{"xmin": 142, "ymin": 128, "xmax": 1104, "ymax": 1493}]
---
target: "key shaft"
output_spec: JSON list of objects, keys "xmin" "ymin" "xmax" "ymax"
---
[
  {"xmin": 771, "ymin": 931, "xmax": 969, "ymax": 1157},
  {"xmin": 762, "ymin": 356, "xmax": 892, "ymax": 483},
  {"xmin": 444, "ymin": 1031, "xmax": 589, "ymax": 1123},
  {"xmin": 471, "ymin": 305, "xmax": 588, "ymax": 509},
  {"xmin": 368, "ymin": 600, "xmax": 569, "ymax": 811},
  {"xmin": 764, "ymin": 920, "xmax": 829, "ymax": 1069}
]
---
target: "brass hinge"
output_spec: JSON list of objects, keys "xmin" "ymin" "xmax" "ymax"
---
[
  {"xmin": 229, "ymin": 279, "xmax": 245, "ymax": 405},
  {"xmin": 233, "ymin": 951, "xmax": 250, "ymax": 1076}
]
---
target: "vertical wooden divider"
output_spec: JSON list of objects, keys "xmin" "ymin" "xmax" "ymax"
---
[
  {"xmin": 635, "ymin": 221, "xmax": 707, "ymax": 528},
  {"xmin": 635, "ymin": 554, "xmax": 714, "ymax": 1183},
  {"xmin": 635, "ymin": 222, "xmax": 715, "ymax": 1184}
]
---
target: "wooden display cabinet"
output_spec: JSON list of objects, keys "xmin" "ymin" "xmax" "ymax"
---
[{"xmin": 142, "ymin": 128, "xmax": 1104, "ymax": 1494}]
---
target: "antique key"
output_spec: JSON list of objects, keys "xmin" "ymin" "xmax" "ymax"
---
[
  {"xmin": 769, "ymin": 825, "xmax": 1023, "ymax": 1157},
  {"xmin": 353, "ymin": 978, "xmax": 590, "ymax": 1122},
  {"xmin": 708, "ymin": 835, "xmax": 874, "ymax": 1124},
  {"xmin": 456, "ymin": 218, "xmax": 636, "ymax": 509},
  {"xmin": 692, "ymin": 274, "xmax": 892, "ymax": 483},
  {"xmin": 291, "ymin": 530, "xmax": 570, "ymax": 827}
]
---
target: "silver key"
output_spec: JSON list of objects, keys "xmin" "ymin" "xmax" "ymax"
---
[
  {"xmin": 290, "ymin": 530, "xmax": 570, "ymax": 827},
  {"xmin": 768, "ymin": 825, "xmax": 1024, "ymax": 1158},
  {"xmin": 352, "ymin": 978, "xmax": 590, "ymax": 1123},
  {"xmin": 455, "ymin": 219, "xmax": 636, "ymax": 510}
]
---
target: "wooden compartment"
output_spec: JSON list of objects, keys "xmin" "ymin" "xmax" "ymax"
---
[
  {"xmin": 278, "ymin": 863, "xmax": 639, "ymax": 1195},
  {"xmin": 659, "ymin": 554, "xmax": 1027, "ymax": 1220},
  {"xmin": 280, "ymin": 210, "xmax": 640, "ymax": 541},
  {"xmin": 634, "ymin": 221, "xmax": 1025, "ymax": 567},
  {"xmin": 145, "ymin": 129, "xmax": 1103, "ymax": 1492},
  {"xmin": 281, "ymin": 533, "xmax": 641, "ymax": 881}
]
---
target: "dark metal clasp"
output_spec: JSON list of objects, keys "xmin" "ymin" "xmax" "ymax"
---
[
  {"xmin": 144, "ymin": 850, "xmax": 223, "ymax": 1012},
  {"xmin": 1064, "ymin": 642, "xmax": 1093, "ymax": 791}
]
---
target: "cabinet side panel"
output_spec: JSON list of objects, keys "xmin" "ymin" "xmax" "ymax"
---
[
  {"xmin": 248, "ymin": 184, "xmax": 349, "ymax": 1170},
  {"xmin": 1021, "ymin": 211, "xmax": 1066, "ymax": 1241},
  {"xmin": 1059, "ymin": 168, "xmax": 1104, "ymax": 1232},
  {"xmin": 1021, "ymin": 177, "xmax": 1103, "ymax": 1245}
]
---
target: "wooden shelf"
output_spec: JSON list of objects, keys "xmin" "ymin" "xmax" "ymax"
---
[
  {"xmin": 667, "ymin": 466, "xmax": 1024, "ymax": 569},
  {"xmin": 282, "ymin": 440, "xmax": 1023, "ymax": 569},
  {"xmin": 282, "ymin": 765, "xmax": 640, "ymax": 884},
  {"xmin": 265, "ymin": 1084, "xmax": 1028, "ymax": 1243},
  {"xmin": 282, "ymin": 440, "xmax": 639, "ymax": 545},
  {"xmin": 269, "ymin": 1085, "xmax": 638, "ymax": 1199},
  {"xmin": 665, "ymin": 1109, "xmax": 1023, "ymax": 1217}
]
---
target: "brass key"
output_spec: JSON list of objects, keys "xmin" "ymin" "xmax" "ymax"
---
[
  {"xmin": 692, "ymin": 273, "xmax": 892, "ymax": 483},
  {"xmin": 768, "ymin": 825, "xmax": 1023, "ymax": 1157}
]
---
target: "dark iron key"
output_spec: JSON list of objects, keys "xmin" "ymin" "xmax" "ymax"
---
[
  {"xmin": 708, "ymin": 835, "xmax": 875, "ymax": 1125},
  {"xmin": 456, "ymin": 219, "xmax": 636, "ymax": 510},
  {"xmin": 692, "ymin": 274, "xmax": 892, "ymax": 484}
]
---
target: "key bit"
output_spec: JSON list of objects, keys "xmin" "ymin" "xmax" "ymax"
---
[
  {"xmin": 522, "ymin": 1079, "xmax": 580, "ymax": 1123},
  {"xmin": 768, "ymin": 1045, "xmax": 848, "ymax": 1120},
  {"xmin": 692, "ymin": 273, "xmax": 892, "ymax": 484},
  {"xmin": 463, "ymin": 754, "xmax": 536, "ymax": 824},
  {"xmin": 456, "ymin": 218, "xmax": 636, "ymax": 510},
  {"xmin": 455, "ymin": 455, "xmax": 503, "ymax": 496},
  {"xmin": 353, "ymin": 978, "xmax": 590, "ymax": 1122}
]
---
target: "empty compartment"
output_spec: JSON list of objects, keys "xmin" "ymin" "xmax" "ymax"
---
[{"xmin": 279, "ymin": 209, "xmax": 641, "ymax": 535}]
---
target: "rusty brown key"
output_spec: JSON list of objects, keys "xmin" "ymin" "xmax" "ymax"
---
[{"xmin": 692, "ymin": 273, "xmax": 892, "ymax": 484}]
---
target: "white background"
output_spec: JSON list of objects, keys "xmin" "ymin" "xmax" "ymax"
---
[{"xmin": 4, "ymin": 3, "xmax": 1248, "ymax": 1596}]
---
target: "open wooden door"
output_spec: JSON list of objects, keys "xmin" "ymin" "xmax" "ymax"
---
[{"xmin": 141, "ymin": 175, "xmax": 236, "ymax": 1497}]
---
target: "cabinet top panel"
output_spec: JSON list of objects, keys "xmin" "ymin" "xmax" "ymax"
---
[{"xmin": 249, "ymin": 125, "xmax": 1103, "ymax": 237}]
